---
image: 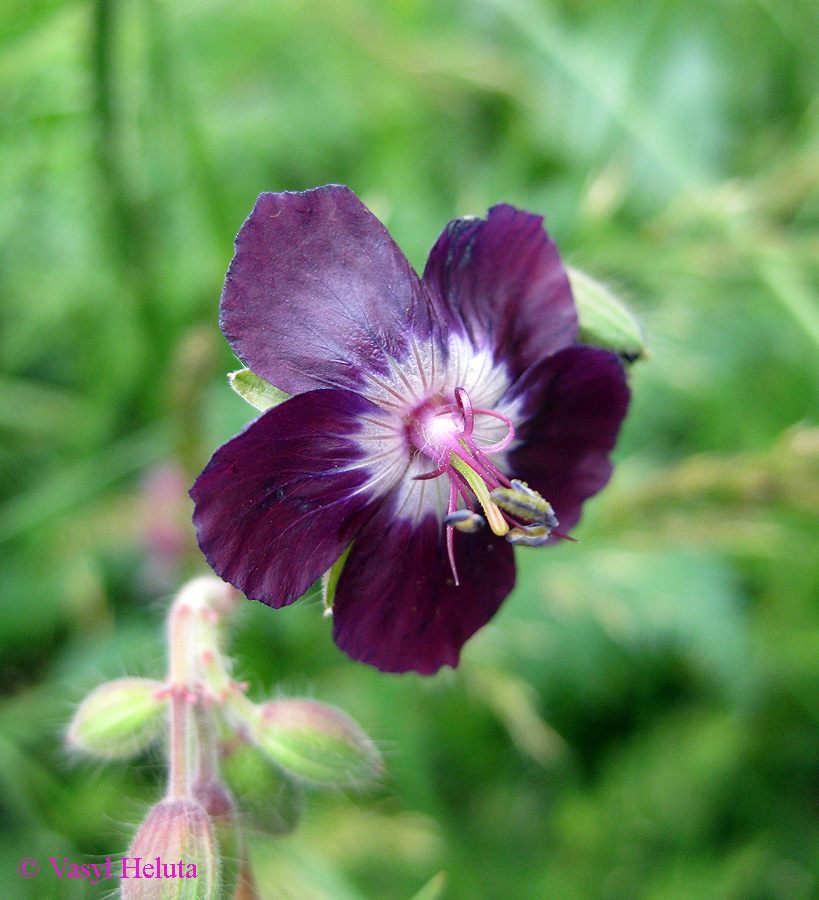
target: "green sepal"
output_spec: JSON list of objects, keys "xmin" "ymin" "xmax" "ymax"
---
[
  {"xmin": 568, "ymin": 267, "xmax": 646, "ymax": 363},
  {"xmin": 228, "ymin": 368, "xmax": 291, "ymax": 412},
  {"xmin": 321, "ymin": 543, "xmax": 352, "ymax": 614},
  {"xmin": 67, "ymin": 677, "xmax": 167, "ymax": 759}
]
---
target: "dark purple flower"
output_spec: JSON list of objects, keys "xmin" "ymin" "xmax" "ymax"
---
[{"xmin": 191, "ymin": 185, "xmax": 630, "ymax": 674}]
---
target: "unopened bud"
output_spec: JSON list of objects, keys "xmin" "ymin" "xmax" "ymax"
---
[
  {"xmin": 220, "ymin": 737, "xmax": 303, "ymax": 835},
  {"xmin": 68, "ymin": 678, "xmax": 166, "ymax": 759},
  {"xmin": 121, "ymin": 799, "xmax": 221, "ymax": 900},
  {"xmin": 253, "ymin": 699, "xmax": 383, "ymax": 789}
]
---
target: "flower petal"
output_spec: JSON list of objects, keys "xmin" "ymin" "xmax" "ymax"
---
[
  {"xmin": 220, "ymin": 185, "xmax": 440, "ymax": 395},
  {"xmin": 190, "ymin": 389, "xmax": 399, "ymax": 608},
  {"xmin": 506, "ymin": 346, "xmax": 630, "ymax": 534},
  {"xmin": 422, "ymin": 204, "xmax": 578, "ymax": 377},
  {"xmin": 332, "ymin": 505, "xmax": 516, "ymax": 674}
]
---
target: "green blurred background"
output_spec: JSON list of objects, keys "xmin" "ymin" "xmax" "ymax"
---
[{"xmin": 1, "ymin": 0, "xmax": 818, "ymax": 897}]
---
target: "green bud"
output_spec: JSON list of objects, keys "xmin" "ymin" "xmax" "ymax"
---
[
  {"xmin": 567, "ymin": 266, "xmax": 646, "ymax": 362},
  {"xmin": 252, "ymin": 699, "xmax": 383, "ymax": 789},
  {"xmin": 219, "ymin": 737, "xmax": 304, "ymax": 835},
  {"xmin": 228, "ymin": 368, "xmax": 290, "ymax": 412},
  {"xmin": 121, "ymin": 799, "xmax": 221, "ymax": 900},
  {"xmin": 68, "ymin": 678, "xmax": 167, "ymax": 759}
]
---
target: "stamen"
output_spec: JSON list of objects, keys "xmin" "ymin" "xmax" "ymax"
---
[
  {"xmin": 449, "ymin": 453, "xmax": 509, "ymax": 536},
  {"xmin": 467, "ymin": 445, "xmax": 512, "ymax": 488},
  {"xmin": 471, "ymin": 407, "xmax": 517, "ymax": 453},
  {"xmin": 506, "ymin": 524, "xmax": 555, "ymax": 547},
  {"xmin": 414, "ymin": 461, "xmax": 449, "ymax": 481},
  {"xmin": 454, "ymin": 387, "xmax": 474, "ymax": 438},
  {"xmin": 490, "ymin": 480, "xmax": 558, "ymax": 527},
  {"xmin": 408, "ymin": 386, "xmax": 561, "ymax": 573},
  {"xmin": 446, "ymin": 476, "xmax": 459, "ymax": 585},
  {"xmin": 452, "ymin": 439, "xmax": 502, "ymax": 489},
  {"xmin": 443, "ymin": 509, "xmax": 486, "ymax": 533},
  {"xmin": 454, "ymin": 478, "xmax": 473, "ymax": 507}
]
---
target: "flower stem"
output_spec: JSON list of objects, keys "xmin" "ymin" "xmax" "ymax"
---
[
  {"xmin": 194, "ymin": 701, "xmax": 220, "ymax": 787},
  {"xmin": 167, "ymin": 688, "xmax": 192, "ymax": 800},
  {"xmin": 166, "ymin": 598, "xmax": 195, "ymax": 800}
]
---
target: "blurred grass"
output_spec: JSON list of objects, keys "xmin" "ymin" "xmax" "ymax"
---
[{"xmin": 0, "ymin": 0, "xmax": 818, "ymax": 898}]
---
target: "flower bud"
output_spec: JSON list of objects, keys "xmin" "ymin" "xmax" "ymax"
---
[
  {"xmin": 252, "ymin": 699, "xmax": 383, "ymax": 789},
  {"xmin": 219, "ymin": 737, "xmax": 304, "ymax": 835},
  {"xmin": 68, "ymin": 678, "xmax": 166, "ymax": 759},
  {"xmin": 121, "ymin": 799, "xmax": 221, "ymax": 900},
  {"xmin": 568, "ymin": 266, "xmax": 646, "ymax": 362}
]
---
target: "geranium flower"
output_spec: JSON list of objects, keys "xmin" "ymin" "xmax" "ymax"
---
[{"xmin": 191, "ymin": 185, "xmax": 630, "ymax": 674}]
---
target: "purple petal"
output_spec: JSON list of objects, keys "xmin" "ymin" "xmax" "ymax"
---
[
  {"xmin": 507, "ymin": 346, "xmax": 630, "ymax": 534},
  {"xmin": 422, "ymin": 204, "xmax": 578, "ymax": 377},
  {"xmin": 220, "ymin": 185, "xmax": 440, "ymax": 395},
  {"xmin": 332, "ymin": 506, "xmax": 516, "ymax": 674},
  {"xmin": 190, "ymin": 389, "xmax": 391, "ymax": 607}
]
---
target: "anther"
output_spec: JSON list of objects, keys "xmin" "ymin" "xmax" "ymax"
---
[
  {"xmin": 505, "ymin": 523, "xmax": 555, "ymax": 547},
  {"xmin": 490, "ymin": 480, "xmax": 558, "ymax": 527},
  {"xmin": 443, "ymin": 510, "xmax": 486, "ymax": 533}
]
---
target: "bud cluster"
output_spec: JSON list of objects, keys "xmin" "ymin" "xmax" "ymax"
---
[{"xmin": 68, "ymin": 576, "xmax": 383, "ymax": 900}]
